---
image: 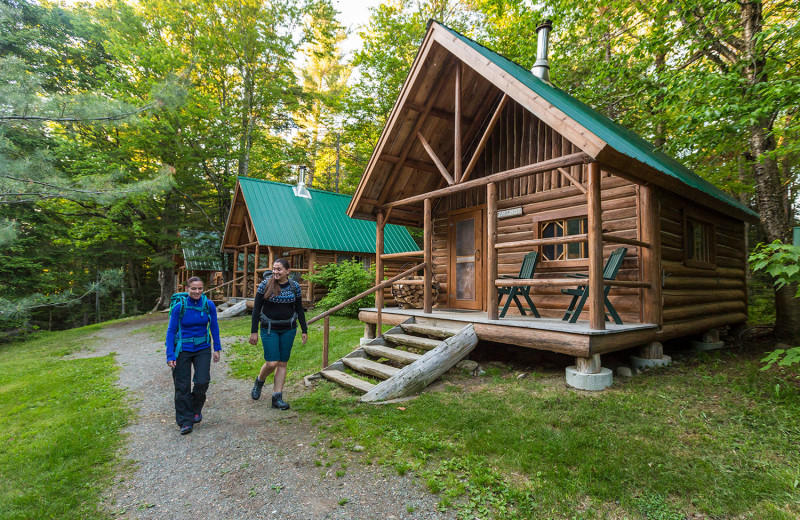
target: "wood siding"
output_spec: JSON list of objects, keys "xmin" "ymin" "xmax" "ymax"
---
[{"xmin": 659, "ymin": 191, "xmax": 747, "ymax": 337}]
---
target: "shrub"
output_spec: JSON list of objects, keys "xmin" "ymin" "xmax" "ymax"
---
[{"xmin": 307, "ymin": 260, "xmax": 375, "ymax": 318}]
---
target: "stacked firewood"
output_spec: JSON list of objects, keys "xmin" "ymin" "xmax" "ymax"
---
[{"xmin": 391, "ymin": 276, "xmax": 439, "ymax": 309}]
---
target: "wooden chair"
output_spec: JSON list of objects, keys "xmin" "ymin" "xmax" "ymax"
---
[
  {"xmin": 497, "ymin": 252, "xmax": 540, "ymax": 318},
  {"xmin": 561, "ymin": 247, "xmax": 627, "ymax": 324}
]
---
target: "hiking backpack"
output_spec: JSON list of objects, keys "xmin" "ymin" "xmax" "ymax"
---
[{"xmin": 169, "ymin": 292, "xmax": 211, "ymax": 357}]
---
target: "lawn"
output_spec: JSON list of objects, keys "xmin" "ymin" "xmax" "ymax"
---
[
  {"xmin": 222, "ymin": 312, "xmax": 800, "ymax": 520},
  {"xmin": 0, "ymin": 324, "xmax": 128, "ymax": 520}
]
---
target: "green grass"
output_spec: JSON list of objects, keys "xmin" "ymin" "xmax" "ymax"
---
[
  {"xmin": 0, "ymin": 324, "xmax": 128, "ymax": 520},
  {"xmin": 221, "ymin": 315, "xmax": 800, "ymax": 520}
]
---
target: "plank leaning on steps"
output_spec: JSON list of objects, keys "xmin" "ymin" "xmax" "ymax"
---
[
  {"xmin": 363, "ymin": 344, "xmax": 421, "ymax": 365},
  {"xmin": 342, "ymin": 357, "xmax": 400, "ymax": 380},
  {"xmin": 320, "ymin": 369, "xmax": 375, "ymax": 393},
  {"xmin": 383, "ymin": 333, "xmax": 442, "ymax": 351},
  {"xmin": 399, "ymin": 323, "xmax": 459, "ymax": 339}
]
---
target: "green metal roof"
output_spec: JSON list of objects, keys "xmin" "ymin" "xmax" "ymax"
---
[
  {"xmin": 180, "ymin": 230, "xmax": 223, "ymax": 271},
  {"xmin": 439, "ymin": 24, "xmax": 758, "ymax": 220},
  {"xmin": 238, "ymin": 177, "xmax": 419, "ymax": 254}
]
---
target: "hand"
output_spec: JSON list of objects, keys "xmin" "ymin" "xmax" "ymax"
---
[
  {"xmin": 167, "ymin": 360, "xmax": 176, "ymax": 369},
  {"xmin": 301, "ymin": 333, "xmax": 308, "ymax": 345},
  {"xmin": 213, "ymin": 351, "xmax": 221, "ymax": 363},
  {"xmin": 249, "ymin": 333, "xmax": 258, "ymax": 345}
]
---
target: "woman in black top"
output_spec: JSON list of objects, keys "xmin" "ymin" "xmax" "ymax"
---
[{"xmin": 249, "ymin": 258, "xmax": 308, "ymax": 409}]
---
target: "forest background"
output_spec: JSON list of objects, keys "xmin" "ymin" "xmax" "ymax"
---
[{"xmin": 1, "ymin": 0, "xmax": 798, "ymax": 337}]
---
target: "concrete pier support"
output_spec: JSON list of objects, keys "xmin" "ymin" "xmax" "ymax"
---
[
  {"xmin": 566, "ymin": 354, "xmax": 613, "ymax": 391},
  {"xmin": 630, "ymin": 341, "xmax": 671, "ymax": 370},
  {"xmin": 691, "ymin": 329, "xmax": 725, "ymax": 351}
]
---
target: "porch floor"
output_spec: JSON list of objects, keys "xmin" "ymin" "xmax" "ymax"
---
[{"xmin": 358, "ymin": 307, "xmax": 658, "ymax": 357}]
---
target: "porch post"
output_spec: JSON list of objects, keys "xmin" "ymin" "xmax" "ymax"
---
[
  {"xmin": 253, "ymin": 245, "xmax": 260, "ymax": 296},
  {"xmin": 587, "ymin": 162, "xmax": 604, "ymax": 330},
  {"xmin": 307, "ymin": 250, "xmax": 316, "ymax": 303},
  {"xmin": 487, "ymin": 182, "xmax": 499, "ymax": 320},
  {"xmin": 242, "ymin": 245, "xmax": 249, "ymax": 298},
  {"xmin": 376, "ymin": 210, "xmax": 385, "ymax": 335},
  {"xmin": 423, "ymin": 198, "xmax": 433, "ymax": 313},
  {"xmin": 232, "ymin": 249, "xmax": 240, "ymax": 298},
  {"xmin": 268, "ymin": 246, "xmax": 275, "ymax": 267},
  {"xmin": 640, "ymin": 183, "xmax": 662, "ymax": 326}
]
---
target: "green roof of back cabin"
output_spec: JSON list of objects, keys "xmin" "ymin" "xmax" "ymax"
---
[
  {"xmin": 347, "ymin": 20, "xmax": 757, "ymax": 223},
  {"xmin": 223, "ymin": 177, "xmax": 419, "ymax": 254}
]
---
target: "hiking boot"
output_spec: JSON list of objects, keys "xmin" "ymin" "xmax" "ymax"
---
[
  {"xmin": 180, "ymin": 425, "xmax": 193, "ymax": 435},
  {"xmin": 272, "ymin": 393, "xmax": 290, "ymax": 410},
  {"xmin": 251, "ymin": 377, "xmax": 265, "ymax": 400},
  {"xmin": 193, "ymin": 413, "xmax": 202, "ymax": 424}
]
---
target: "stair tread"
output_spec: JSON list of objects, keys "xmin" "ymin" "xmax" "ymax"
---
[
  {"xmin": 342, "ymin": 357, "xmax": 400, "ymax": 380},
  {"xmin": 363, "ymin": 344, "xmax": 421, "ymax": 365},
  {"xmin": 399, "ymin": 323, "xmax": 459, "ymax": 339},
  {"xmin": 383, "ymin": 333, "xmax": 442, "ymax": 351},
  {"xmin": 320, "ymin": 369, "xmax": 375, "ymax": 393}
]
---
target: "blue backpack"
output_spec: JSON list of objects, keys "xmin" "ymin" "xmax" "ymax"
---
[{"xmin": 170, "ymin": 292, "xmax": 211, "ymax": 356}]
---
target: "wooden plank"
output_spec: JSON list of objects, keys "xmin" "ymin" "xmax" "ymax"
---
[
  {"xmin": 400, "ymin": 322, "xmax": 460, "ymax": 339},
  {"xmin": 342, "ymin": 357, "xmax": 400, "ymax": 380},
  {"xmin": 588, "ymin": 162, "xmax": 604, "ymax": 329},
  {"xmin": 381, "ymin": 250, "xmax": 424, "ymax": 260},
  {"xmin": 384, "ymin": 332, "xmax": 442, "ymax": 351},
  {"xmin": 363, "ymin": 344, "xmax": 422, "ymax": 365},
  {"xmin": 657, "ymin": 312, "xmax": 747, "ymax": 340},
  {"xmin": 383, "ymin": 153, "xmax": 592, "ymax": 209},
  {"xmin": 417, "ymin": 131, "xmax": 455, "ymax": 185},
  {"xmin": 320, "ymin": 369, "xmax": 375, "ymax": 393}
]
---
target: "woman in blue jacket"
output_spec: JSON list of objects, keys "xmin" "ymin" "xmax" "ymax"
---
[{"xmin": 165, "ymin": 276, "xmax": 222, "ymax": 435}]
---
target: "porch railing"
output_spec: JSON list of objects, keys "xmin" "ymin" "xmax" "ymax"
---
[
  {"xmin": 203, "ymin": 275, "xmax": 243, "ymax": 298},
  {"xmin": 307, "ymin": 262, "xmax": 426, "ymax": 369}
]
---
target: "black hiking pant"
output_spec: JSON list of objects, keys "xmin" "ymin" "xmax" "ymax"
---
[{"xmin": 172, "ymin": 347, "xmax": 211, "ymax": 427}]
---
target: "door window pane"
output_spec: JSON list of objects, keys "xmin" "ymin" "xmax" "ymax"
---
[
  {"xmin": 456, "ymin": 219, "xmax": 475, "ymax": 256},
  {"xmin": 456, "ymin": 263, "xmax": 475, "ymax": 300}
]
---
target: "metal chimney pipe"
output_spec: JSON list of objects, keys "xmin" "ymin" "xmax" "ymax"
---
[{"xmin": 531, "ymin": 20, "xmax": 553, "ymax": 83}]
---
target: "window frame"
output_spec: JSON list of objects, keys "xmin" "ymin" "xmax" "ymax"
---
[
  {"xmin": 682, "ymin": 210, "xmax": 716, "ymax": 269},
  {"xmin": 531, "ymin": 207, "xmax": 589, "ymax": 269}
]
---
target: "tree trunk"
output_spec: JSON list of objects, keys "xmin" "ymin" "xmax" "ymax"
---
[
  {"xmin": 741, "ymin": 1, "xmax": 799, "ymax": 338},
  {"xmin": 152, "ymin": 263, "xmax": 175, "ymax": 311}
]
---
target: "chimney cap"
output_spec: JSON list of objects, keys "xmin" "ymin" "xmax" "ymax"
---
[{"xmin": 536, "ymin": 20, "xmax": 553, "ymax": 31}]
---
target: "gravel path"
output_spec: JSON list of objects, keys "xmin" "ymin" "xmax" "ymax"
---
[{"xmin": 80, "ymin": 316, "xmax": 453, "ymax": 520}]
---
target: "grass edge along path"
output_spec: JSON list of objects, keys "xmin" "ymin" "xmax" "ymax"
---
[
  {"xmin": 0, "ymin": 323, "xmax": 129, "ymax": 520},
  {"xmin": 221, "ymin": 313, "xmax": 800, "ymax": 520}
]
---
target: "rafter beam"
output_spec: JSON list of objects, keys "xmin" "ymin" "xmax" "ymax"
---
[
  {"xmin": 379, "ymin": 155, "xmax": 439, "ymax": 173},
  {"xmin": 454, "ymin": 61, "xmax": 462, "ymax": 183},
  {"xmin": 557, "ymin": 167, "xmax": 587, "ymax": 195},
  {"xmin": 381, "ymin": 152, "xmax": 592, "ymax": 209},
  {"xmin": 461, "ymin": 94, "xmax": 508, "ymax": 183},
  {"xmin": 406, "ymin": 103, "xmax": 472, "ymax": 125},
  {"xmin": 417, "ymin": 131, "xmax": 455, "ymax": 185}
]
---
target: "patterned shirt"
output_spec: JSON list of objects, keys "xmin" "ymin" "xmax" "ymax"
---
[{"xmin": 251, "ymin": 278, "xmax": 308, "ymax": 334}]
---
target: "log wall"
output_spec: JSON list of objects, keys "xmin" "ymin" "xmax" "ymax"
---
[
  {"xmin": 658, "ymin": 191, "xmax": 747, "ymax": 338},
  {"xmin": 431, "ymin": 172, "xmax": 642, "ymax": 323}
]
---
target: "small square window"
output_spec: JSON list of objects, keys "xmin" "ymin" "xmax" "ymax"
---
[
  {"xmin": 684, "ymin": 216, "xmax": 715, "ymax": 267},
  {"xmin": 540, "ymin": 217, "xmax": 587, "ymax": 261}
]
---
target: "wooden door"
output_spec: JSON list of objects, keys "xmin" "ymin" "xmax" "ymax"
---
[{"xmin": 448, "ymin": 208, "xmax": 485, "ymax": 310}]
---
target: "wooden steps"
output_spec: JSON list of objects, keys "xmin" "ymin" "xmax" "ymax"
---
[
  {"xmin": 309, "ymin": 317, "xmax": 479, "ymax": 402},
  {"xmin": 383, "ymin": 332, "xmax": 441, "ymax": 351},
  {"xmin": 342, "ymin": 357, "xmax": 399, "ymax": 379},
  {"xmin": 363, "ymin": 344, "xmax": 421, "ymax": 365},
  {"xmin": 320, "ymin": 369, "xmax": 376, "ymax": 393}
]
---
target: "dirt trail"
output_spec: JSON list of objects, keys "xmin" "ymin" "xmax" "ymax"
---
[{"xmin": 81, "ymin": 316, "xmax": 451, "ymax": 520}]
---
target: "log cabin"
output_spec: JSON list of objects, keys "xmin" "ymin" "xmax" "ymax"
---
[
  {"xmin": 221, "ymin": 176, "xmax": 419, "ymax": 305},
  {"xmin": 174, "ymin": 230, "xmax": 224, "ymax": 295},
  {"xmin": 341, "ymin": 20, "xmax": 758, "ymax": 389}
]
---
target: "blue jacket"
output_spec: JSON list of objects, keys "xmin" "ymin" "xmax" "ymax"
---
[{"xmin": 165, "ymin": 297, "xmax": 222, "ymax": 361}]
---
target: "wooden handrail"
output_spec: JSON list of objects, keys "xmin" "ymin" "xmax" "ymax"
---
[
  {"xmin": 308, "ymin": 262, "xmax": 427, "ymax": 326},
  {"xmin": 496, "ymin": 234, "xmax": 588, "ymax": 250},
  {"xmin": 203, "ymin": 275, "xmax": 243, "ymax": 294},
  {"xmin": 308, "ymin": 261, "xmax": 427, "ymax": 369},
  {"xmin": 380, "ymin": 250, "xmax": 424, "ymax": 260},
  {"xmin": 495, "ymin": 278, "xmax": 650, "ymax": 289}
]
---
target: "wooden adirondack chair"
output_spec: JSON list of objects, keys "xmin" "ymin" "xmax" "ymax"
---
[
  {"xmin": 561, "ymin": 247, "xmax": 627, "ymax": 324},
  {"xmin": 497, "ymin": 252, "xmax": 540, "ymax": 318}
]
